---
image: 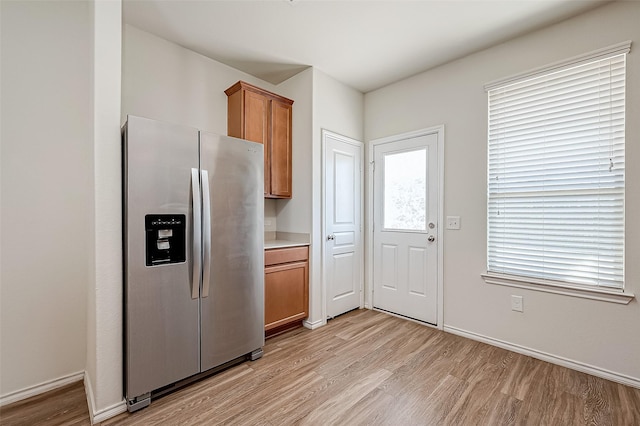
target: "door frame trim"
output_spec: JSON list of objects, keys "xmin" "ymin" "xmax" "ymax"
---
[
  {"xmin": 366, "ymin": 125, "xmax": 445, "ymax": 329},
  {"xmin": 321, "ymin": 129, "xmax": 365, "ymax": 322}
]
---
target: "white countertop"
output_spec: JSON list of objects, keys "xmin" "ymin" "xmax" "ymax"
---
[{"xmin": 264, "ymin": 239, "xmax": 310, "ymax": 249}]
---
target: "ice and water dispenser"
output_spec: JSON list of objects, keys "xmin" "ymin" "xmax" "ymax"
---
[{"xmin": 145, "ymin": 214, "xmax": 186, "ymax": 266}]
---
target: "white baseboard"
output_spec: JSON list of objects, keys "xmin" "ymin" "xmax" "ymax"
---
[
  {"xmin": 444, "ymin": 325, "xmax": 640, "ymax": 389},
  {"xmin": 303, "ymin": 318, "xmax": 325, "ymax": 330},
  {"xmin": 84, "ymin": 373, "xmax": 127, "ymax": 424},
  {"xmin": 92, "ymin": 400, "xmax": 127, "ymax": 423},
  {"xmin": 0, "ymin": 371, "xmax": 84, "ymax": 407}
]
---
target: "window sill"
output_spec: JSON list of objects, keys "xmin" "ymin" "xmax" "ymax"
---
[{"xmin": 481, "ymin": 272, "xmax": 635, "ymax": 305}]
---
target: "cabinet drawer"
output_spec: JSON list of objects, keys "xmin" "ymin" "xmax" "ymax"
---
[{"xmin": 265, "ymin": 246, "xmax": 308, "ymax": 266}]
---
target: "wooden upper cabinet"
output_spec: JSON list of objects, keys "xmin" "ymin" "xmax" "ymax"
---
[
  {"xmin": 270, "ymin": 99, "xmax": 293, "ymax": 198},
  {"xmin": 225, "ymin": 81, "xmax": 294, "ymax": 199}
]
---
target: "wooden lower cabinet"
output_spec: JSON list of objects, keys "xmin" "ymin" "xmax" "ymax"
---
[{"xmin": 264, "ymin": 246, "xmax": 309, "ymax": 336}]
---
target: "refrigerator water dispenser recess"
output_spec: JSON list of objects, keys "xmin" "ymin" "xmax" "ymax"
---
[{"xmin": 145, "ymin": 214, "xmax": 186, "ymax": 266}]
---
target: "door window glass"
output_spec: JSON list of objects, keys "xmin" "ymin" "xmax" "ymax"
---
[{"xmin": 383, "ymin": 148, "xmax": 427, "ymax": 231}]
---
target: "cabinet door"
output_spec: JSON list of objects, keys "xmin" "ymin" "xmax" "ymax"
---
[
  {"xmin": 269, "ymin": 99, "xmax": 292, "ymax": 198},
  {"xmin": 243, "ymin": 90, "xmax": 270, "ymax": 195},
  {"xmin": 264, "ymin": 261, "xmax": 308, "ymax": 330}
]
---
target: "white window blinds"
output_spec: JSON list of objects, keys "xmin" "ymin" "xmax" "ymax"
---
[{"xmin": 487, "ymin": 48, "xmax": 627, "ymax": 290}]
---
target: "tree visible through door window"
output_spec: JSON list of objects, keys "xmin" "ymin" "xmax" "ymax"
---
[{"xmin": 383, "ymin": 148, "xmax": 427, "ymax": 231}]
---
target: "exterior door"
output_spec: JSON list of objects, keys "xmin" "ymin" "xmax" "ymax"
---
[
  {"xmin": 323, "ymin": 131, "xmax": 363, "ymax": 318},
  {"xmin": 372, "ymin": 133, "xmax": 438, "ymax": 324}
]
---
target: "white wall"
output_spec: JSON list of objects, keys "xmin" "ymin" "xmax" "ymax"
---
[
  {"xmin": 275, "ymin": 69, "xmax": 316, "ymax": 321},
  {"xmin": 308, "ymin": 69, "xmax": 364, "ymax": 325},
  {"xmin": 264, "ymin": 200, "xmax": 278, "ymax": 233},
  {"xmin": 274, "ymin": 67, "xmax": 314, "ymax": 235},
  {"xmin": 365, "ymin": 1, "xmax": 640, "ymax": 382},
  {"xmin": 85, "ymin": 0, "xmax": 124, "ymax": 421},
  {"xmin": 0, "ymin": 0, "xmax": 92, "ymax": 399},
  {"xmin": 122, "ymin": 25, "xmax": 279, "ymax": 133},
  {"xmin": 313, "ymin": 70, "xmax": 364, "ymax": 141}
]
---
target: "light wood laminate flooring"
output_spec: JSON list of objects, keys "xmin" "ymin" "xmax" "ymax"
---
[{"xmin": 2, "ymin": 309, "xmax": 639, "ymax": 425}]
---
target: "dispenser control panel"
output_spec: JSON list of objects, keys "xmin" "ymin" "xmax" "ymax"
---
[{"xmin": 145, "ymin": 214, "xmax": 186, "ymax": 266}]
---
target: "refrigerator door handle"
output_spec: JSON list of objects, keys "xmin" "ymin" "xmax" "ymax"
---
[
  {"xmin": 191, "ymin": 168, "xmax": 202, "ymax": 300},
  {"xmin": 201, "ymin": 169, "xmax": 212, "ymax": 298}
]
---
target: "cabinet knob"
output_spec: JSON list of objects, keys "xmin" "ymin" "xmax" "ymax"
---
[{"xmin": 327, "ymin": 234, "xmax": 335, "ymax": 241}]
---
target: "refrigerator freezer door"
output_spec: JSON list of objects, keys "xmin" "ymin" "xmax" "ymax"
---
[
  {"xmin": 199, "ymin": 132, "xmax": 265, "ymax": 371},
  {"xmin": 124, "ymin": 116, "xmax": 201, "ymax": 400}
]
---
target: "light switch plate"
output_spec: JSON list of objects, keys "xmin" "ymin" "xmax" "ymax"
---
[
  {"xmin": 446, "ymin": 216, "xmax": 461, "ymax": 230},
  {"xmin": 511, "ymin": 295, "xmax": 523, "ymax": 312}
]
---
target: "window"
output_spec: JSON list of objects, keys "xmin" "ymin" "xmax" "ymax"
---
[{"xmin": 484, "ymin": 42, "xmax": 630, "ymax": 299}]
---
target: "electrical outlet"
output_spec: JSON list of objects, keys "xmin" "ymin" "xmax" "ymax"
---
[
  {"xmin": 511, "ymin": 295, "xmax": 523, "ymax": 312},
  {"xmin": 446, "ymin": 216, "xmax": 461, "ymax": 230}
]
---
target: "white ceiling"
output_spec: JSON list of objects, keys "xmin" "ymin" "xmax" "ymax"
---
[{"xmin": 123, "ymin": 0, "xmax": 612, "ymax": 93}]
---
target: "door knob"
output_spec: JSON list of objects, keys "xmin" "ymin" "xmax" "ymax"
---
[
  {"xmin": 428, "ymin": 235, "xmax": 435, "ymax": 242},
  {"xmin": 327, "ymin": 234, "xmax": 335, "ymax": 241}
]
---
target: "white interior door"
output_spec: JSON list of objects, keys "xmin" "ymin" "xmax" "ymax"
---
[
  {"xmin": 323, "ymin": 131, "xmax": 363, "ymax": 318},
  {"xmin": 372, "ymin": 133, "xmax": 438, "ymax": 324}
]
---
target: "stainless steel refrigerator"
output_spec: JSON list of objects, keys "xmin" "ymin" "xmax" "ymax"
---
[{"xmin": 122, "ymin": 115, "xmax": 264, "ymax": 412}]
